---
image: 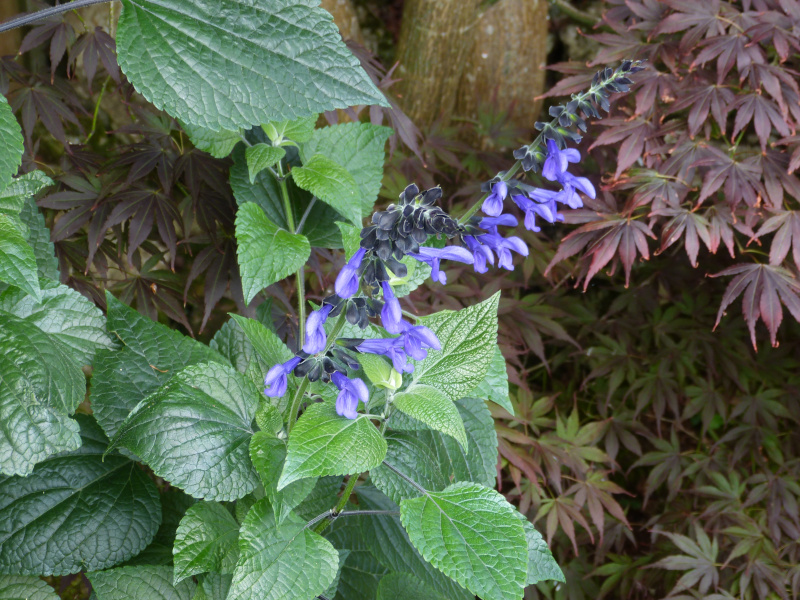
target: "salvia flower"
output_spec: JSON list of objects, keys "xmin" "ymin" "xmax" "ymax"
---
[
  {"xmin": 463, "ymin": 235, "xmax": 494, "ymax": 273},
  {"xmin": 480, "ymin": 233, "xmax": 529, "ymax": 270},
  {"xmin": 263, "ymin": 356, "xmax": 302, "ymax": 398},
  {"xmin": 335, "ymin": 247, "xmax": 366, "ymax": 299},
  {"xmin": 398, "ymin": 320, "xmax": 441, "ymax": 361},
  {"xmin": 381, "ymin": 281, "xmax": 403, "ymax": 334},
  {"xmin": 357, "ymin": 338, "xmax": 414, "ymax": 373},
  {"xmin": 408, "ymin": 246, "xmax": 474, "ymax": 284},
  {"xmin": 479, "ymin": 214, "xmax": 519, "ymax": 234},
  {"xmin": 332, "ymin": 371, "xmax": 368, "ymax": 419},
  {"xmin": 554, "ymin": 172, "xmax": 596, "ymax": 209},
  {"xmin": 482, "ymin": 181, "xmax": 508, "ymax": 217},
  {"xmin": 542, "ymin": 139, "xmax": 581, "ymax": 181},
  {"xmin": 303, "ymin": 304, "xmax": 333, "ymax": 354},
  {"xmin": 512, "ymin": 192, "xmax": 562, "ymax": 232}
]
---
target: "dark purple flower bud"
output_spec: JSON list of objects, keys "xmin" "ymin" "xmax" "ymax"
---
[
  {"xmin": 264, "ymin": 356, "xmax": 302, "ymax": 398},
  {"xmin": 332, "ymin": 371, "xmax": 369, "ymax": 419},
  {"xmin": 408, "ymin": 246, "xmax": 474, "ymax": 285},
  {"xmin": 481, "ymin": 181, "xmax": 508, "ymax": 217},
  {"xmin": 303, "ymin": 304, "xmax": 334, "ymax": 354},
  {"xmin": 335, "ymin": 247, "xmax": 366, "ymax": 299},
  {"xmin": 381, "ymin": 281, "xmax": 403, "ymax": 334}
]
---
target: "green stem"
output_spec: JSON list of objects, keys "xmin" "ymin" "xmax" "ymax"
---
[
  {"xmin": 379, "ymin": 390, "xmax": 394, "ymax": 435},
  {"xmin": 84, "ymin": 76, "xmax": 111, "ymax": 144},
  {"xmin": 277, "ymin": 163, "xmax": 306, "ymax": 348},
  {"xmin": 550, "ymin": 0, "xmax": 601, "ymax": 28},
  {"xmin": 285, "ymin": 378, "xmax": 309, "ymax": 435},
  {"xmin": 313, "ymin": 472, "xmax": 361, "ymax": 534}
]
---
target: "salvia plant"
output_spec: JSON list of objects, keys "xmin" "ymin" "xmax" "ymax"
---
[{"xmin": 0, "ymin": 2, "xmax": 642, "ymax": 599}]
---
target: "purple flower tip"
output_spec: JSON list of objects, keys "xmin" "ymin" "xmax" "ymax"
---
[
  {"xmin": 332, "ymin": 371, "xmax": 369, "ymax": 419},
  {"xmin": 264, "ymin": 356, "xmax": 302, "ymax": 398},
  {"xmin": 335, "ymin": 247, "xmax": 366, "ymax": 299},
  {"xmin": 303, "ymin": 304, "xmax": 333, "ymax": 354}
]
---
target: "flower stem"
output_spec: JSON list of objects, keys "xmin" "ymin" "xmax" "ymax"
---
[
  {"xmin": 312, "ymin": 472, "xmax": 361, "ymax": 533},
  {"xmin": 285, "ymin": 378, "xmax": 309, "ymax": 435},
  {"xmin": 277, "ymin": 163, "xmax": 306, "ymax": 349}
]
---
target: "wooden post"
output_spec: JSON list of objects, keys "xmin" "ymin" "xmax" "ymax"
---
[
  {"xmin": 320, "ymin": 0, "xmax": 364, "ymax": 44},
  {"xmin": 394, "ymin": 0, "xmax": 482, "ymax": 128},
  {"xmin": 457, "ymin": 0, "xmax": 550, "ymax": 134}
]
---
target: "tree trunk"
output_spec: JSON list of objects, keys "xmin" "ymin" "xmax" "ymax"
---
[
  {"xmin": 394, "ymin": 0, "xmax": 481, "ymax": 128},
  {"xmin": 321, "ymin": 0, "xmax": 364, "ymax": 44},
  {"xmin": 457, "ymin": 0, "xmax": 549, "ymax": 135},
  {"xmin": 0, "ymin": 1, "xmax": 22, "ymax": 58}
]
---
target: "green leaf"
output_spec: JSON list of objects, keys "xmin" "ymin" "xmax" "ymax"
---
[
  {"xmin": 263, "ymin": 115, "xmax": 318, "ymax": 145},
  {"xmin": 18, "ymin": 195, "xmax": 59, "ymax": 280},
  {"xmin": 116, "ymin": 0, "xmax": 386, "ymax": 132},
  {"xmin": 292, "ymin": 153, "xmax": 362, "ymax": 226},
  {"xmin": 0, "ymin": 415, "xmax": 161, "ymax": 575},
  {"xmin": 0, "ymin": 171, "xmax": 52, "ymax": 217},
  {"xmin": 412, "ymin": 293, "xmax": 500, "ymax": 400},
  {"xmin": 126, "ymin": 489, "xmax": 197, "ymax": 567},
  {"xmin": 231, "ymin": 144, "xmax": 342, "ymax": 248},
  {"xmin": 173, "ymin": 502, "xmax": 240, "ymax": 584},
  {"xmin": 249, "ymin": 431, "xmax": 316, "ymax": 526},
  {"xmin": 192, "ymin": 573, "xmax": 231, "ymax": 600},
  {"xmin": 359, "ymin": 353, "xmax": 402, "ymax": 390},
  {"xmin": 292, "ymin": 476, "xmax": 343, "ymax": 521},
  {"xmin": 227, "ymin": 498, "xmax": 338, "ymax": 600},
  {"xmin": 246, "ymin": 144, "xmax": 286, "ymax": 183},
  {"xmin": 0, "ymin": 214, "xmax": 41, "ymax": 301},
  {"xmin": 400, "ymin": 482, "xmax": 528, "ymax": 600},
  {"xmin": 256, "ymin": 403, "xmax": 284, "ymax": 434},
  {"xmin": 278, "ymin": 402, "xmax": 387, "ymax": 490},
  {"xmin": 521, "ymin": 518, "xmax": 564, "ymax": 584},
  {"xmin": 92, "ymin": 293, "xmax": 227, "ymax": 442},
  {"xmin": 336, "ymin": 221, "xmax": 361, "ymax": 258},
  {"xmin": 89, "ymin": 566, "xmax": 196, "ymax": 600},
  {"xmin": 109, "ymin": 362, "xmax": 260, "ymax": 501},
  {"xmin": 210, "ymin": 316, "xmax": 253, "ymax": 374},
  {"xmin": 301, "ymin": 123, "xmax": 393, "ymax": 215},
  {"xmin": 228, "ymin": 314, "xmax": 294, "ymax": 399},
  {"xmin": 393, "ymin": 384, "xmax": 467, "ymax": 449},
  {"xmin": 0, "ymin": 94, "xmax": 23, "ymax": 193},
  {"xmin": 377, "ymin": 573, "xmax": 449, "ymax": 600},
  {"xmin": 391, "ymin": 255, "xmax": 431, "ymax": 298},
  {"xmin": 335, "ymin": 551, "xmax": 387, "ymax": 600},
  {"xmin": 0, "ymin": 576, "xmax": 60, "ymax": 600},
  {"xmin": 389, "ymin": 397, "xmax": 498, "ymax": 490},
  {"xmin": 181, "ymin": 121, "xmax": 241, "ymax": 158},
  {"xmin": 356, "ymin": 487, "xmax": 472, "ymax": 600},
  {"xmin": 322, "ymin": 549, "xmax": 350, "ymax": 599},
  {"xmin": 473, "ymin": 346, "xmax": 514, "ymax": 415},
  {"xmin": 235, "ymin": 202, "xmax": 310, "ymax": 304},
  {"xmin": 371, "ymin": 432, "xmax": 447, "ymax": 504}
]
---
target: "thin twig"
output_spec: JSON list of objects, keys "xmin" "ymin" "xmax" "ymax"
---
[{"xmin": 0, "ymin": 0, "xmax": 110, "ymax": 34}]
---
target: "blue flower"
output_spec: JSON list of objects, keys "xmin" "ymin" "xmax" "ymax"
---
[
  {"xmin": 482, "ymin": 181, "xmax": 508, "ymax": 217},
  {"xmin": 408, "ymin": 246, "xmax": 474, "ymax": 284},
  {"xmin": 479, "ymin": 214, "xmax": 518, "ymax": 234},
  {"xmin": 303, "ymin": 304, "xmax": 334, "ymax": 354},
  {"xmin": 542, "ymin": 139, "xmax": 581, "ymax": 182},
  {"xmin": 332, "ymin": 371, "xmax": 369, "ymax": 419},
  {"xmin": 264, "ymin": 356, "xmax": 302, "ymax": 398},
  {"xmin": 512, "ymin": 192, "xmax": 562, "ymax": 232},
  {"xmin": 398, "ymin": 320, "xmax": 441, "ymax": 361},
  {"xmin": 480, "ymin": 233, "xmax": 529, "ymax": 270},
  {"xmin": 463, "ymin": 235, "xmax": 494, "ymax": 273},
  {"xmin": 555, "ymin": 173, "xmax": 596, "ymax": 209},
  {"xmin": 335, "ymin": 247, "xmax": 366, "ymax": 299},
  {"xmin": 357, "ymin": 337, "xmax": 414, "ymax": 373},
  {"xmin": 381, "ymin": 281, "xmax": 403, "ymax": 334}
]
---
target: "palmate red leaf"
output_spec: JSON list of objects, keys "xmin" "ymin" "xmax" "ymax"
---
[
  {"xmin": 754, "ymin": 210, "xmax": 800, "ymax": 269},
  {"xmin": 731, "ymin": 93, "xmax": 793, "ymax": 150},
  {"xmin": 590, "ymin": 117, "xmax": 658, "ymax": 178},
  {"xmin": 695, "ymin": 147, "xmax": 763, "ymax": 207},
  {"xmin": 652, "ymin": 207, "xmax": 712, "ymax": 267},
  {"xmin": 668, "ymin": 81, "xmax": 734, "ymax": 137},
  {"xmin": 711, "ymin": 263, "xmax": 800, "ymax": 348},
  {"xmin": 612, "ymin": 169, "xmax": 689, "ymax": 210},
  {"xmin": 651, "ymin": 0, "xmax": 730, "ymax": 51}
]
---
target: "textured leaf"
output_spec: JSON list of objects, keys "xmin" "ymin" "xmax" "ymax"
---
[
  {"xmin": 389, "ymin": 397, "xmax": 498, "ymax": 490},
  {"xmin": 278, "ymin": 402, "xmax": 387, "ymax": 489},
  {"xmin": 0, "ymin": 576, "xmax": 59, "ymax": 600},
  {"xmin": 371, "ymin": 432, "xmax": 448, "ymax": 504},
  {"xmin": 89, "ymin": 566, "xmax": 195, "ymax": 600},
  {"xmin": 393, "ymin": 384, "xmax": 467, "ymax": 449},
  {"xmin": 0, "ymin": 214, "xmax": 41, "ymax": 301},
  {"xmin": 263, "ymin": 115, "xmax": 318, "ymax": 145},
  {"xmin": 322, "ymin": 549, "xmax": 349, "ymax": 599},
  {"xmin": 173, "ymin": 502, "xmax": 240, "ymax": 584},
  {"xmin": 472, "ymin": 346, "xmax": 513, "ymax": 414},
  {"xmin": 210, "ymin": 317, "xmax": 254, "ymax": 374},
  {"xmin": 413, "ymin": 293, "xmax": 500, "ymax": 400},
  {"xmin": 18, "ymin": 196, "xmax": 59, "ymax": 280},
  {"xmin": 192, "ymin": 573, "xmax": 231, "ymax": 600},
  {"xmin": 357, "ymin": 487, "xmax": 473, "ymax": 600},
  {"xmin": 230, "ymin": 144, "xmax": 342, "ymax": 248},
  {"xmin": 127, "ymin": 489, "xmax": 197, "ymax": 567},
  {"xmin": 292, "ymin": 475, "xmax": 343, "ymax": 521},
  {"xmin": 300, "ymin": 122, "xmax": 393, "ymax": 214},
  {"xmin": 358, "ymin": 353, "xmax": 401, "ymax": 390},
  {"xmin": 400, "ymin": 482, "xmax": 528, "ymax": 600},
  {"xmin": 92, "ymin": 293, "xmax": 227, "ymax": 441},
  {"xmin": 116, "ymin": 0, "xmax": 386, "ymax": 132},
  {"xmin": 228, "ymin": 314, "xmax": 295, "ymax": 395},
  {"xmin": 246, "ymin": 144, "xmax": 286, "ymax": 183},
  {"xmin": 109, "ymin": 362, "xmax": 260, "ymax": 501},
  {"xmin": 292, "ymin": 154, "xmax": 362, "ymax": 226},
  {"xmin": 250, "ymin": 431, "xmax": 316, "ymax": 526},
  {"xmin": 227, "ymin": 498, "xmax": 338, "ymax": 600},
  {"xmin": 0, "ymin": 94, "xmax": 23, "ymax": 193},
  {"xmin": 0, "ymin": 415, "xmax": 161, "ymax": 575},
  {"xmin": 376, "ymin": 573, "xmax": 448, "ymax": 600},
  {"xmin": 235, "ymin": 202, "xmax": 310, "ymax": 304},
  {"xmin": 335, "ymin": 550, "xmax": 387, "ymax": 600},
  {"xmin": 182, "ymin": 121, "xmax": 241, "ymax": 158},
  {"xmin": 0, "ymin": 172, "xmax": 52, "ymax": 218},
  {"xmin": 520, "ymin": 519, "xmax": 564, "ymax": 584}
]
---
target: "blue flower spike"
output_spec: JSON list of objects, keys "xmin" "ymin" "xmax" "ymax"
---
[
  {"xmin": 264, "ymin": 357, "xmax": 302, "ymax": 398},
  {"xmin": 408, "ymin": 246, "xmax": 474, "ymax": 284},
  {"xmin": 357, "ymin": 337, "xmax": 414, "ymax": 374},
  {"xmin": 332, "ymin": 371, "xmax": 369, "ymax": 419},
  {"xmin": 335, "ymin": 247, "xmax": 366, "ymax": 299},
  {"xmin": 303, "ymin": 303, "xmax": 334, "ymax": 354},
  {"xmin": 381, "ymin": 280, "xmax": 403, "ymax": 334}
]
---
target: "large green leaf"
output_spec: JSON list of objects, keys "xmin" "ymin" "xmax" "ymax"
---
[
  {"xmin": 193, "ymin": 573, "xmax": 232, "ymax": 600},
  {"xmin": 246, "ymin": 144, "xmax": 286, "ymax": 182},
  {"xmin": 356, "ymin": 487, "xmax": 473, "ymax": 600},
  {"xmin": 210, "ymin": 316, "xmax": 253, "ymax": 374},
  {"xmin": 126, "ymin": 489, "xmax": 197, "ymax": 567},
  {"xmin": 249, "ymin": 431, "xmax": 316, "ymax": 526},
  {"xmin": 18, "ymin": 195, "xmax": 59, "ymax": 280},
  {"xmin": 0, "ymin": 94, "xmax": 22, "ymax": 193},
  {"xmin": 392, "ymin": 384, "xmax": 467, "ymax": 449},
  {"xmin": 389, "ymin": 397, "xmax": 498, "ymax": 488},
  {"xmin": 473, "ymin": 346, "xmax": 514, "ymax": 414},
  {"xmin": 230, "ymin": 144, "xmax": 343, "ymax": 248},
  {"xmin": 324, "ymin": 520, "xmax": 388, "ymax": 600},
  {"xmin": 227, "ymin": 498, "xmax": 338, "ymax": 600},
  {"xmin": 300, "ymin": 122, "xmax": 393, "ymax": 215},
  {"xmin": 399, "ymin": 482, "xmax": 528, "ymax": 600},
  {"xmin": 413, "ymin": 293, "xmax": 500, "ymax": 400},
  {"xmin": 0, "ymin": 172, "xmax": 52, "ymax": 218},
  {"xmin": 235, "ymin": 202, "xmax": 310, "ymax": 304},
  {"xmin": 173, "ymin": 502, "xmax": 240, "ymax": 584},
  {"xmin": 108, "ymin": 362, "xmax": 260, "ymax": 501},
  {"xmin": 0, "ymin": 214, "xmax": 41, "ymax": 301},
  {"xmin": 91, "ymin": 293, "xmax": 227, "ymax": 441},
  {"xmin": 376, "ymin": 573, "xmax": 449, "ymax": 600},
  {"xmin": 370, "ymin": 432, "xmax": 447, "ymax": 504},
  {"xmin": 521, "ymin": 518, "xmax": 564, "ymax": 584},
  {"xmin": 262, "ymin": 115, "xmax": 318, "ymax": 145},
  {"xmin": 278, "ymin": 402, "xmax": 387, "ymax": 489},
  {"xmin": 0, "ymin": 415, "xmax": 161, "ymax": 575},
  {"xmin": 116, "ymin": 0, "xmax": 386, "ymax": 132},
  {"xmin": 228, "ymin": 314, "xmax": 295, "ymax": 400},
  {"xmin": 89, "ymin": 566, "xmax": 196, "ymax": 600},
  {"xmin": 292, "ymin": 153, "xmax": 362, "ymax": 226},
  {"xmin": 181, "ymin": 121, "xmax": 241, "ymax": 158},
  {"xmin": 0, "ymin": 576, "xmax": 60, "ymax": 600}
]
